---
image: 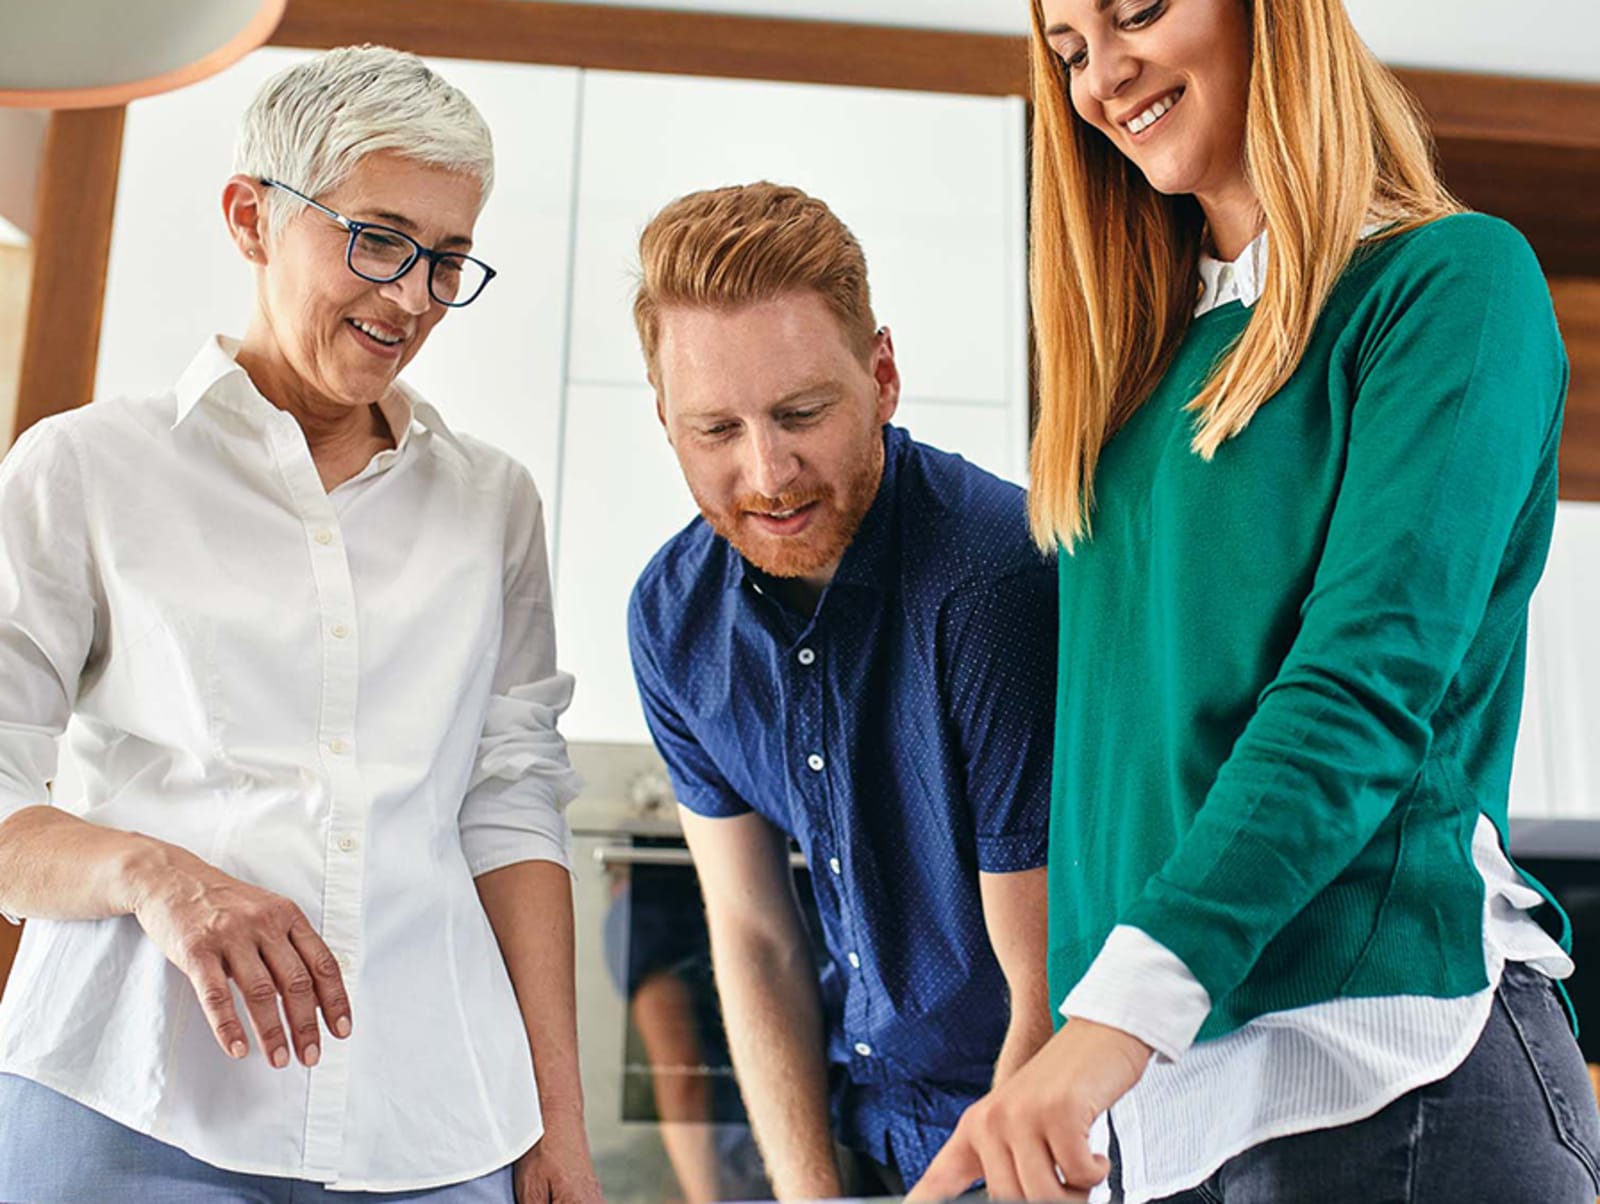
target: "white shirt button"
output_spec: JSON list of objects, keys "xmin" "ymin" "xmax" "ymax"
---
[
  {"xmin": 337, "ymin": 835, "xmax": 358, "ymax": 853},
  {"xmin": 797, "ymin": 647, "xmax": 816, "ymax": 666},
  {"xmin": 331, "ymin": 623, "xmax": 351, "ymax": 640},
  {"xmin": 806, "ymin": 753, "xmax": 825, "ymax": 772},
  {"xmin": 828, "ymin": 857, "xmax": 842, "ymax": 875},
  {"xmin": 337, "ymin": 953, "xmax": 353, "ymax": 973},
  {"xmin": 847, "ymin": 952, "xmax": 861, "ymax": 969},
  {"xmin": 314, "ymin": 529, "xmax": 335, "ymax": 546},
  {"xmin": 329, "ymin": 738, "xmax": 349, "ymax": 755},
  {"xmin": 853, "ymin": 1042, "xmax": 873, "ymax": 1057},
  {"xmin": 1218, "ymin": 263, "xmax": 1235, "ymax": 288}
]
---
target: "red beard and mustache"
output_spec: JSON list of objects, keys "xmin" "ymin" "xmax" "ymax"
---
[{"xmin": 696, "ymin": 435, "xmax": 885, "ymax": 580}]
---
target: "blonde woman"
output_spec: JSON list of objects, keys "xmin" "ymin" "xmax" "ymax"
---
[{"xmin": 911, "ymin": 2, "xmax": 1597, "ymax": 1202}]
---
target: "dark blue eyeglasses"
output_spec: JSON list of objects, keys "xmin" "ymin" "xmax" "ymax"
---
[{"xmin": 260, "ymin": 178, "xmax": 496, "ymax": 308}]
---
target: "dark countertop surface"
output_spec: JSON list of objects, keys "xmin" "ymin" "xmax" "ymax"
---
[{"xmin": 1510, "ymin": 818, "xmax": 1600, "ymax": 861}]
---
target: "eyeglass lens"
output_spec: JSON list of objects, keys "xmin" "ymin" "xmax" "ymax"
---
[{"xmin": 349, "ymin": 227, "xmax": 488, "ymax": 305}]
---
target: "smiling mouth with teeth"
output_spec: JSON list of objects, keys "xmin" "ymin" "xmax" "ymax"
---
[
  {"xmin": 350, "ymin": 318, "xmax": 404, "ymax": 346},
  {"xmin": 1124, "ymin": 88, "xmax": 1184, "ymax": 136}
]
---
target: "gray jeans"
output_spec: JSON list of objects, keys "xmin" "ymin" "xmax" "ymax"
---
[
  {"xmin": 0, "ymin": 1076, "xmax": 515, "ymax": 1204},
  {"xmin": 1132, "ymin": 962, "xmax": 1600, "ymax": 1204}
]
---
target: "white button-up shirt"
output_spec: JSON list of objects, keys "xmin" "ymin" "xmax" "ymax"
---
[{"xmin": 0, "ymin": 337, "xmax": 580, "ymax": 1191}]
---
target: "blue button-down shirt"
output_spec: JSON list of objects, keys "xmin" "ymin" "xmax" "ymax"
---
[{"xmin": 628, "ymin": 426, "xmax": 1057, "ymax": 1181}]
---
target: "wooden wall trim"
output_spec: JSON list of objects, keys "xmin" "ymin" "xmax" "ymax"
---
[
  {"xmin": 0, "ymin": 921, "xmax": 18, "ymax": 1006},
  {"xmin": 1553, "ymin": 279, "xmax": 1600, "ymax": 501},
  {"xmin": 11, "ymin": 107, "xmax": 124, "ymax": 441},
  {"xmin": 1397, "ymin": 68, "xmax": 1600, "ymax": 151},
  {"xmin": 271, "ymin": 0, "xmax": 1031, "ymax": 97},
  {"xmin": 272, "ymin": 1, "xmax": 1600, "ymax": 156}
]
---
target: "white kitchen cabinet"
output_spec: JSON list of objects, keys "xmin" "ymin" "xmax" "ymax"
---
[
  {"xmin": 1512, "ymin": 500, "xmax": 1600, "ymax": 817},
  {"xmin": 565, "ymin": 70, "xmax": 1027, "ymax": 410},
  {"xmin": 96, "ymin": 47, "xmax": 582, "ymax": 526},
  {"xmin": 895, "ymin": 397, "xmax": 1028, "ymax": 484},
  {"xmin": 553, "ymin": 383, "xmax": 698, "ymax": 744}
]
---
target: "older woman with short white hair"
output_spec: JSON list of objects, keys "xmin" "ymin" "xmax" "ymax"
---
[{"xmin": 0, "ymin": 46, "xmax": 600, "ymax": 1204}]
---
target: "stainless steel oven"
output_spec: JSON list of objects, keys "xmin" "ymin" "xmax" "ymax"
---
[{"xmin": 569, "ymin": 741, "xmax": 809, "ymax": 1204}]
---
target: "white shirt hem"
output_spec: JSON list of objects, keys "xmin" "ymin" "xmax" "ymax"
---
[{"xmin": 0, "ymin": 1064, "xmax": 540, "ymax": 1192}]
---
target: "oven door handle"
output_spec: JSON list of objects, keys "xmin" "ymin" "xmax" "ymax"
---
[{"xmin": 593, "ymin": 845, "xmax": 808, "ymax": 869}]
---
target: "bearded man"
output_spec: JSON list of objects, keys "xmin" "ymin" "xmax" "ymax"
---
[{"xmin": 624, "ymin": 182, "xmax": 1059, "ymax": 1198}]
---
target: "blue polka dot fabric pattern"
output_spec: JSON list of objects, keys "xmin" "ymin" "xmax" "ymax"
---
[{"xmin": 628, "ymin": 424, "xmax": 1058, "ymax": 1181}]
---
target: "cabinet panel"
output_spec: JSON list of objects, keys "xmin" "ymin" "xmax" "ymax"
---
[
  {"xmin": 97, "ymin": 49, "xmax": 581, "ymax": 522},
  {"xmin": 895, "ymin": 397, "xmax": 1027, "ymax": 485},
  {"xmin": 381, "ymin": 60, "xmax": 581, "ymax": 517},
  {"xmin": 1513, "ymin": 501, "xmax": 1600, "ymax": 817},
  {"xmin": 554, "ymin": 383, "xmax": 699, "ymax": 745},
  {"xmin": 96, "ymin": 48, "xmax": 304, "ymax": 402},
  {"xmin": 566, "ymin": 71, "xmax": 1026, "ymax": 409}
]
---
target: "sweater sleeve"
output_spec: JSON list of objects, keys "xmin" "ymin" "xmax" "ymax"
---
[{"xmin": 1119, "ymin": 218, "xmax": 1568, "ymax": 1008}]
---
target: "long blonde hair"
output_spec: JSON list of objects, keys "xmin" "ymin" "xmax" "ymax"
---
[{"xmin": 1028, "ymin": 0, "xmax": 1462, "ymax": 550}]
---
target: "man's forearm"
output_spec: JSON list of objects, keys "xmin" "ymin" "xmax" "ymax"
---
[
  {"xmin": 978, "ymin": 866, "xmax": 1053, "ymax": 1089},
  {"xmin": 476, "ymin": 859, "xmax": 588, "ymax": 1134},
  {"xmin": 992, "ymin": 994, "xmax": 1054, "ymax": 1087},
  {"xmin": 711, "ymin": 931, "xmax": 839, "ymax": 1199}
]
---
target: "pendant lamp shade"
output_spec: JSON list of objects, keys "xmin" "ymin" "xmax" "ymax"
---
[{"xmin": 0, "ymin": 0, "xmax": 287, "ymax": 109}]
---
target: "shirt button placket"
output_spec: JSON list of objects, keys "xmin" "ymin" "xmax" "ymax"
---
[{"xmin": 302, "ymin": 508, "xmax": 365, "ymax": 1177}]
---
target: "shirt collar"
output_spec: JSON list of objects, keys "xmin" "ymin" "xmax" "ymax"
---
[
  {"xmin": 722, "ymin": 423, "xmax": 906, "ymax": 596},
  {"xmin": 170, "ymin": 335, "xmax": 463, "ymax": 457},
  {"xmin": 1195, "ymin": 221, "xmax": 1390, "ymax": 317},
  {"xmin": 1195, "ymin": 229, "xmax": 1269, "ymax": 316}
]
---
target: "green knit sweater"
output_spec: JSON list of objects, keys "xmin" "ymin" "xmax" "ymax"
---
[{"xmin": 1047, "ymin": 214, "xmax": 1569, "ymax": 1043}]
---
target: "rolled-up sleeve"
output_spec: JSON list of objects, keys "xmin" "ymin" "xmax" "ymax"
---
[
  {"xmin": 460, "ymin": 465, "xmax": 582, "ymax": 877},
  {"xmin": 627, "ymin": 585, "xmax": 751, "ymax": 819},
  {"xmin": 0, "ymin": 420, "xmax": 100, "ymax": 919}
]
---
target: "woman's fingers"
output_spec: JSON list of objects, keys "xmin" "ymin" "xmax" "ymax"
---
[
  {"xmin": 906, "ymin": 1127, "xmax": 984, "ymax": 1201},
  {"xmin": 184, "ymin": 951, "xmax": 251, "ymax": 1060},
  {"xmin": 1016, "ymin": 1137, "xmax": 1078, "ymax": 1200},
  {"xmin": 138, "ymin": 862, "xmax": 350, "ymax": 1067},
  {"xmin": 260, "ymin": 933, "xmax": 325, "ymax": 1067},
  {"xmin": 225, "ymin": 947, "xmax": 293, "ymax": 1069},
  {"xmin": 975, "ymin": 1130, "xmax": 1024, "ymax": 1202},
  {"xmin": 1044, "ymin": 1123, "xmax": 1109, "ymax": 1194},
  {"xmin": 286, "ymin": 914, "xmax": 353, "ymax": 1040}
]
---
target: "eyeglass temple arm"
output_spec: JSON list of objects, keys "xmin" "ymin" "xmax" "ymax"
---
[{"xmin": 258, "ymin": 178, "xmax": 352, "ymax": 230}]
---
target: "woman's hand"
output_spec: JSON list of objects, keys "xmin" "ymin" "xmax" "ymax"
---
[
  {"xmin": 908, "ymin": 1019, "xmax": 1153, "ymax": 1201},
  {"xmin": 126, "ymin": 840, "xmax": 352, "ymax": 1069},
  {"xmin": 514, "ymin": 1115, "xmax": 604, "ymax": 1204}
]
